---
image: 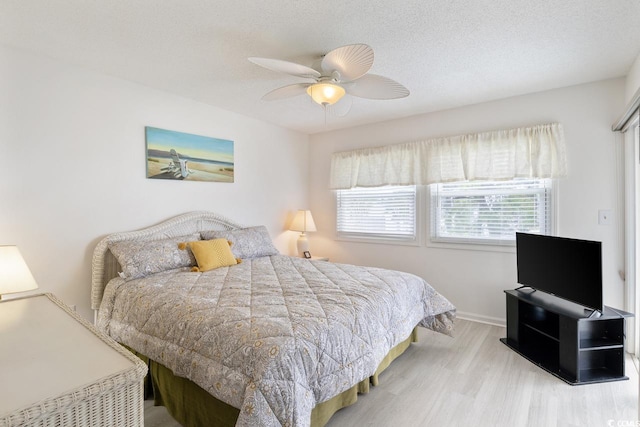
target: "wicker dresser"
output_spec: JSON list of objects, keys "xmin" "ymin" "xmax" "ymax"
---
[{"xmin": 0, "ymin": 293, "xmax": 147, "ymax": 427}]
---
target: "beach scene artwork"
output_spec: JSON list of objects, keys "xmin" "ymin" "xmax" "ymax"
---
[{"xmin": 145, "ymin": 126, "xmax": 234, "ymax": 182}]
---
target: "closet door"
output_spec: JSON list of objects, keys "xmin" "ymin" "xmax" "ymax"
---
[{"xmin": 622, "ymin": 111, "xmax": 639, "ymax": 359}]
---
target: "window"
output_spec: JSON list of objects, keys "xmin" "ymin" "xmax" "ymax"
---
[
  {"xmin": 430, "ymin": 178, "xmax": 553, "ymax": 245},
  {"xmin": 336, "ymin": 185, "xmax": 417, "ymax": 241}
]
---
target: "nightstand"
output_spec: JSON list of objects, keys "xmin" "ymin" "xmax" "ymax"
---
[
  {"xmin": 310, "ymin": 256, "xmax": 329, "ymax": 261},
  {"xmin": 0, "ymin": 293, "xmax": 147, "ymax": 426}
]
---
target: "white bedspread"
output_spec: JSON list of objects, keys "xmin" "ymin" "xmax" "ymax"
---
[{"xmin": 97, "ymin": 255, "xmax": 455, "ymax": 427}]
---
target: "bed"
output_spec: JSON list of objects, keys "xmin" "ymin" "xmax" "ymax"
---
[{"xmin": 91, "ymin": 211, "xmax": 455, "ymax": 427}]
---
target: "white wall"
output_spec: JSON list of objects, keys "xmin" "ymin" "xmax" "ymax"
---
[
  {"xmin": 309, "ymin": 79, "xmax": 626, "ymax": 324},
  {"xmin": 0, "ymin": 45, "xmax": 309, "ymax": 320},
  {"xmin": 626, "ymin": 51, "xmax": 640, "ymax": 103}
]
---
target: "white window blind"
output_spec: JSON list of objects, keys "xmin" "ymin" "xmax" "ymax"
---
[
  {"xmin": 336, "ymin": 186, "xmax": 416, "ymax": 240},
  {"xmin": 431, "ymin": 179, "xmax": 552, "ymax": 245}
]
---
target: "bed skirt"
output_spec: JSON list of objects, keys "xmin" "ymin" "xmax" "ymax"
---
[{"xmin": 128, "ymin": 327, "xmax": 419, "ymax": 427}]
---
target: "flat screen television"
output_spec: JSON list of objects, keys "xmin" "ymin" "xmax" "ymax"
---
[{"xmin": 516, "ymin": 232, "xmax": 603, "ymax": 312}]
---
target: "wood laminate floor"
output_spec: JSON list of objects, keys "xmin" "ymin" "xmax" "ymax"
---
[{"xmin": 144, "ymin": 319, "xmax": 638, "ymax": 427}]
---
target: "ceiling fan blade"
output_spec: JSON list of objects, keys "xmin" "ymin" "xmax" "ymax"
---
[
  {"xmin": 345, "ymin": 74, "xmax": 410, "ymax": 100},
  {"xmin": 249, "ymin": 57, "xmax": 321, "ymax": 79},
  {"xmin": 321, "ymin": 44, "xmax": 374, "ymax": 81},
  {"xmin": 262, "ymin": 83, "xmax": 311, "ymax": 101}
]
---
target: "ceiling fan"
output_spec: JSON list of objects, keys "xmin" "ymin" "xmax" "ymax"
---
[{"xmin": 248, "ymin": 44, "xmax": 410, "ymax": 108}]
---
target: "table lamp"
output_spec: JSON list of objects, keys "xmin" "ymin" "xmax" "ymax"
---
[
  {"xmin": 0, "ymin": 246, "xmax": 39, "ymax": 300},
  {"xmin": 289, "ymin": 210, "xmax": 317, "ymax": 257}
]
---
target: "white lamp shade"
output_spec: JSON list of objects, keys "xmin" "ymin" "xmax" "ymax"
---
[
  {"xmin": 306, "ymin": 83, "xmax": 346, "ymax": 106},
  {"xmin": 0, "ymin": 246, "xmax": 38, "ymax": 296},
  {"xmin": 289, "ymin": 210, "xmax": 317, "ymax": 233}
]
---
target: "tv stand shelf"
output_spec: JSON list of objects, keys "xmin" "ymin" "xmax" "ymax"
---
[{"xmin": 500, "ymin": 289, "xmax": 633, "ymax": 385}]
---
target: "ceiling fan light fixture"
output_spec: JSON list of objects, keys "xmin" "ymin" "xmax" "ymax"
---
[
  {"xmin": 306, "ymin": 83, "xmax": 345, "ymax": 105},
  {"xmin": 250, "ymin": 44, "xmax": 409, "ymax": 111}
]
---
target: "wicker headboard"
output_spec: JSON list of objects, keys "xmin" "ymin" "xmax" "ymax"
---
[{"xmin": 91, "ymin": 211, "xmax": 243, "ymax": 310}]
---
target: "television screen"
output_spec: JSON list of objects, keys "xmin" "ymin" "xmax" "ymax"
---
[{"xmin": 516, "ymin": 233, "xmax": 603, "ymax": 311}]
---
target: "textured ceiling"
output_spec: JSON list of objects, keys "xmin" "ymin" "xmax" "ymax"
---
[{"xmin": 1, "ymin": 0, "xmax": 639, "ymax": 134}]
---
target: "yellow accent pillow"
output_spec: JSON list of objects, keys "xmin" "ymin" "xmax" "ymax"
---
[{"xmin": 188, "ymin": 239, "xmax": 240, "ymax": 272}]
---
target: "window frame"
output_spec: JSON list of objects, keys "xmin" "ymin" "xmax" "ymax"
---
[
  {"xmin": 334, "ymin": 185, "xmax": 423, "ymax": 247},
  {"xmin": 427, "ymin": 178, "xmax": 557, "ymax": 252}
]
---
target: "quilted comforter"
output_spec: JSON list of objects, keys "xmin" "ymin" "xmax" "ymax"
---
[{"xmin": 97, "ymin": 255, "xmax": 455, "ymax": 427}]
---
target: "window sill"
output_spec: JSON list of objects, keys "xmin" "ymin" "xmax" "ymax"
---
[
  {"xmin": 427, "ymin": 238, "xmax": 516, "ymax": 253},
  {"xmin": 335, "ymin": 234, "xmax": 421, "ymax": 247}
]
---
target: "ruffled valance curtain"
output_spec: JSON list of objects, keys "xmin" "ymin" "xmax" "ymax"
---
[{"xmin": 330, "ymin": 123, "xmax": 567, "ymax": 189}]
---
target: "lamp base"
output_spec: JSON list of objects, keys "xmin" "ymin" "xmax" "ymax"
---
[{"xmin": 297, "ymin": 233, "xmax": 310, "ymax": 257}]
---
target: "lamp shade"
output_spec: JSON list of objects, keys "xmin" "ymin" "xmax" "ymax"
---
[
  {"xmin": 289, "ymin": 210, "xmax": 317, "ymax": 233},
  {"xmin": 306, "ymin": 83, "xmax": 346, "ymax": 106},
  {"xmin": 0, "ymin": 246, "xmax": 38, "ymax": 296}
]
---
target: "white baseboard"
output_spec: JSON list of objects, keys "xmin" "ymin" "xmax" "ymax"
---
[{"xmin": 456, "ymin": 311, "xmax": 505, "ymax": 327}]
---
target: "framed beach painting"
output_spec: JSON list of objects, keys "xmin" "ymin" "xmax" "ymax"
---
[{"xmin": 145, "ymin": 126, "xmax": 234, "ymax": 182}]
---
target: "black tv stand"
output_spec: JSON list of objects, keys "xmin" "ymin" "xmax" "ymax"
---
[
  {"xmin": 587, "ymin": 309, "xmax": 602, "ymax": 319},
  {"xmin": 500, "ymin": 289, "xmax": 633, "ymax": 385}
]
